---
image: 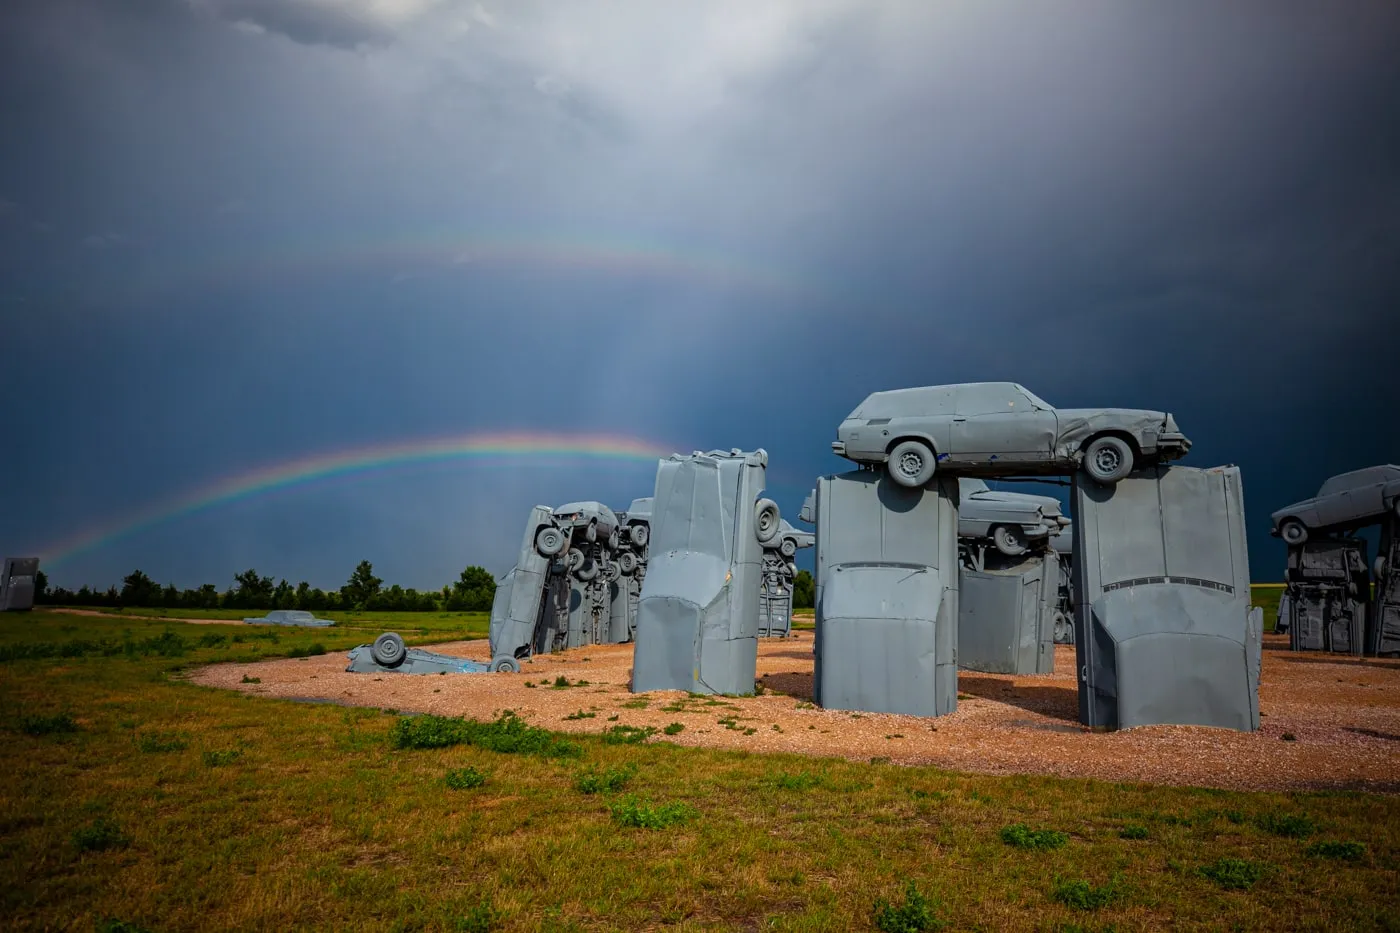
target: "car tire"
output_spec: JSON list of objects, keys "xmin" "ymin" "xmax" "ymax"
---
[
  {"xmin": 489, "ymin": 655, "xmax": 520, "ymax": 673},
  {"xmin": 585, "ymin": 521, "xmax": 597, "ymax": 544},
  {"xmin": 992, "ymin": 525, "xmax": 1028, "ymax": 557},
  {"xmin": 535, "ymin": 526, "xmax": 567, "ymax": 557},
  {"xmin": 617, "ymin": 552, "xmax": 638, "ymax": 575},
  {"xmin": 779, "ymin": 536, "xmax": 798, "ymax": 558},
  {"xmin": 575, "ymin": 558, "xmax": 598, "ymax": 582},
  {"xmin": 887, "ymin": 440, "xmax": 936, "ymax": 488},
  {"xmin": 1376, "ymin": 556, "xmax": 1387, "ymax": 580},
  {"xmin": 754, "ymin": 498, "xmax": 781, "ymax": 543},
  {"xmin": 371, "ymin": 632, "xmax": 407, "ymax": 668},
  {"xmin": 1053, "ymin": 611, "xmax": 1074, "ymax": 645},
  {"xmin": 565, "ymin": 548, "xmax": 586, "ymax": 573},
  {"xmin": 1280, "ymin": 519, "xmax": 1309, "ymax": 546},
  {"xmin": 607, "ymin": 528, "xmax": 620, "ymax": 552},
  {"xmin": 1082, "ymin": 435, "xmax": 1134, "ymax": 485},
  {"xmin": 630, "ymin": 524, "xmax": 649, "ymax": 548}
]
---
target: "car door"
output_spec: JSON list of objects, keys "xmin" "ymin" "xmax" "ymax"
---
[{"xmin": 951, "ymin": 384, "xmax": 1057, "ymax": 464}]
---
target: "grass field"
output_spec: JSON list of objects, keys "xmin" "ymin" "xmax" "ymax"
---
[
  {"xmin": 50, "ymin": 606, "xmax": 493, "ymax": 637},
  {"xmin": 3, "ymin": 609, "xmax": 1397, "ymax": 931}
]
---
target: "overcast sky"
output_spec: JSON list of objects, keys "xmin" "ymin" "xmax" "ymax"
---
[{"xmin": 2, "ymin": 0, "xmax": 1397, "ymax": 589}]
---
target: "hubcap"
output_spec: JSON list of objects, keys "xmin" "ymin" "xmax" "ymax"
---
[
  {"xmin": 1094, "ymin": 447, "xmax": 1120, "ymax": 473},
  {"xmin": 899, "ymin": 452, "xmax": 923, "ymax": 476}
]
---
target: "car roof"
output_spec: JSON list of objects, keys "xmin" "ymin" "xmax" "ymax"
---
[{"xmin": 1317, "ymin": 465, "xmax": 1400, "ymax": 496}]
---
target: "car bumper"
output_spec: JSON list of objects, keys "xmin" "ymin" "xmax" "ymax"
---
[{"xmin": 831, "ymin": 441, "xmax": 846, "ymax": 457}]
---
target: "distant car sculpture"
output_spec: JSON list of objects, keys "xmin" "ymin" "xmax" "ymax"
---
[
  {"xmin": 832, "ymin": 382, "xmax": 1190, "ymax": 487},
  {"xmin": 347, "ymin": 632, "xmax": 491, "ymax": 674},
  {"xmin": 243, "ymin": 609, "xmax": 335, "ymax": 627},
  {"xmin": 0, "ymin": 558, "xmax": 40, "ymax": 612},
  {"xmin": 958, "ymin": 478, "xmax": 1069, "ymax": 558},
  {"xmin": 759, "ymin": 519, "xmax": 814, "ymax": 637},
  {"xmin": 1270, "ymin": 465, "xmax": 1400, "ymax": 546}
]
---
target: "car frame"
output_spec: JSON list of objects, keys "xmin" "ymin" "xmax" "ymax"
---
[
  {"xmin": 831, "ymin": 381, "xmax": 1190, "ymax": 487},
  {"xmin": 1270, "ymin": 465, "xmax": 1400, "ymax": 546}
]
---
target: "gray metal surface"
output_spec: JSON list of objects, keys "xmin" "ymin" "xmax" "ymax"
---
[
  {"xmin": 243, "ymin": 609, "xmax": 335, "ymax": 627},
  {"xmin": 1071, "ymin": 464, "xmax": 1259, "ymax": 732},
  {"xmin": 631, "ymin": 449, "xmax": 772, "ymax": 695},
  {"xmin": 488, "ymin": 505, "xmax": 563, "ymax": 666},
  {"xmin": 759, "ymin": 520, "xmax": 813, "ymax": 637},
  {"xmin": 958, "ymin": 550, "xmax": 1058, "ymax": 675},
  {"xmin": 1271, "ymin": 465, "xmax": 1400, "ymax": 546},
  {"xmin": 1282, "ymin": 538, "xmax": 1369, "ymax": 654},
  {"xmin": 1368, "ymin": 518, "xmax": 1400, "ymax": 655},
  {"xmin": 1050, "ymin": 533, "xmax": 1075, "ymax": 643},
  {"xmin": 346, "ymin": 632, "xmax": 491, "ymax": 674},
  {"xmin": 832, "ymin": 382, "xmax": 1190, "ymax": 486},
  {"xmin": 958, "ymin": 478, "xmax": 1069, "ymax": 556},
  {"xmin": 0, "ymin": 558, "xmax": 39, "ymax": 612},
  {"xmin": 813, "ymin": 470, "xmax": 960, "ymax": 717}
]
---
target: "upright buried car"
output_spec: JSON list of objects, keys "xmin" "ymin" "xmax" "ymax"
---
[
  {"xmin": 1270, "ymin": 465, "xmax": 1400, "ymax": 546},
  {"xmin": 832, "ymin": 382, "xmax": 1190, "ymax": 487}
]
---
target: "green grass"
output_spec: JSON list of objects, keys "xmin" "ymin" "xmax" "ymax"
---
[
  {"xmin": 872, "ymin": 879, "xmax": 943, "ymax": 932},
  {"xmin": 1256, "ymin": 811, "xmax": 1318, "ymax": 839},
  {"xmin": 445, "ymin": 766, "xmax": 487, "ymax": 790},
  {"xmin": 608, "ymin": 796, "xmax": 698, "ymax": 830},
  {"xmin": 1001, "ymin": 823, "xmax": 1070, "ymax": 851},
  {"xmin": 1306, "ymin": 840, "xmax": 1367, "ymax": 861},
  {"xmin": 1, "ymin": 609, "xmax": 1398, "ymax": 930},
  {"xmin": 574, "ymin": 763, "xmax": 637, "ymax": 795},
  {"xmin": 1199, "ymin": 857, "xmax": 1268, "ymax": 890},
  {"xmin": 1051, "ymin": 876, "xmax": 1123, "ymax": 911}
]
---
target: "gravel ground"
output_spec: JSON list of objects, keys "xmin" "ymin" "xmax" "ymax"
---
[{"xmin": 188, "ymin": 632, "xmax": 1400, "ymax": 793}]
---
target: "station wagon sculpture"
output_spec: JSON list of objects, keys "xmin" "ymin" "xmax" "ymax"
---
[
  {"xmin": 1270, "ymin": 465, "xmax": 1400, "ymax": 545},
  {"xmin": 832, "ymin": 382, "xmax": 1190, "ymax": 487}
]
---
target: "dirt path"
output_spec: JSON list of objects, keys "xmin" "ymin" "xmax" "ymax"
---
[{"xmin": 188, "ymin": 633, "xmax": 1400, "ymax": 793}]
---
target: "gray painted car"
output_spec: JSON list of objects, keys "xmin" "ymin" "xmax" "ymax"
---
[
  {"xmin": 958, "ymin": 478, "xmax": 1070, "ymax": 557},
  {"xmin": 549, "ymin": 501, "xmax": 622, "ymax": 552},
  {"xmin": 832, "ymin": 382, "xmax": 1190, "ymax": 487},
  {"xmin": 1270, "ymin": 465, "xmax": 1400, "ymax": 546}
]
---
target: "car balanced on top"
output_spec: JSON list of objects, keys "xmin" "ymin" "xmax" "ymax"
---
[{"xmin": 832, "ymin": 381, "xmax": 1190, "ymax": 487}]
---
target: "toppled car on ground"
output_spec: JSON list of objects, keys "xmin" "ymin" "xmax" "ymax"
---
[
  {"xmin": 1270, "ymin": 465, "xmax": 1400, "ymax": 546},
  {"xmin": 958, "ymin": 478, "xmax": 1070, "ymax": 557},
  {"xmin": 832, "ymin": 382, "xmax": 1190, "ymax": 487}
]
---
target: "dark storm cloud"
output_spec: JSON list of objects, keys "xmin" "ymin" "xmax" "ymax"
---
[{"xmin": 1, "ymin": 0, "xmax": 1396, "ymax": 586}]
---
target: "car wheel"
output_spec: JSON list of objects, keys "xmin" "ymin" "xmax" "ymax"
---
[
  {"xmin": 617, "ymin": 552, "xmax": 638, "ymax": 575},
  {"xmin": 575, "ymin": 558, "xmax": 598, "ymax": 582},
  {"xmin": 630, "ymin": 524, "xmax": 649, "ymax": 548},
  {"xmin": 992, "ymin": 525, "xmax": 1028, "ymax": 557},
  {"xmin": 489, "ymin": 655, "xmax": 520, "ymax": 673},
  {"xmin": 1280, "ymin": 519, "xmax": 1309, "ymax": 546},
  {"xmin": 371, "ymin": 632, "xmax": 407, "ymax": 668},
  {"xmin": 887, "ymin": 440, "xmax": 936, "ymax": 488},
  {"xmin": 779, "ymin": 536, "xmax": 798, "ymax": 558},
  {"xmin": 565, "ymin": 548, "xmax": 586, "ymax": 573},
  {"xmin": 1053, "ymin": 611, "xmax": 1074, "ymax": 645},
  {"xmin": 607, "ymin": 528, "xmax": 620, "ymax": 552},
  {"xmin": 535, "ymin": 525, "xmax": 567, "ymax": 557},
  {"xmin": 585, "ymin": 521, "xmax": 597, "ymax": 543},
  {"xmin": 754, "ymin": 498, "xmax": 781, "ymax": 543},
  {"xmin": 1082, "ymin": 436, "xmax": 1134, "ymax": 485}
]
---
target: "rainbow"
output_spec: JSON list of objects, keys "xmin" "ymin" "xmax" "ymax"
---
[
  {"xmin": 116, "ymin": 229, "xmax": 809, "ymax": 303},
  {"xmin": 40, "ymin": 431, "xmax": 677, "ymax": 567}
]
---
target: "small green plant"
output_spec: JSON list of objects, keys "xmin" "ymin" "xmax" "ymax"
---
[
  {"xmin": 240, "ymin": 675, "xmax": 261, "ymax": 684},
  {"xmin": 1256, "ymin": 812, "xmax": 1316, "ymax": 839},
  {"xmin": 96, "ymin": 920, "xmax": 153, "ymax": 933},
  {"xmin": 552, "ymin": 675, "xmax": 571, "ymax": 688},
  {"xmin": 452, "ymin": 901, "xmax": 497, "ymax": 933},
  {"xmin": 606, "ymin": 715, "xmax": 619, "ymax": 722},
  {"xmin": 445, "ymin": 766, "xmax": 487, "ymax": 790},
  {"xmin": 1306, "ymin": 840, "xmax": 1366, "ymax": 861},
  {"xmin": 621, "ymin": 698, "xmax": 649, "ymax": 709},
  {"xmin": 1224, "ymin": 810, "xmax": 1246, "ymax": 824},
  {"xmin": 574, "ymin": 763, "xmax": 637, "ymax": 795},
  {"xmin": 20, "ymin": 712, "xmax": 78, "ymax": 736},
  {"xmin": 524, "ymin": 681, "xmax": 536, "ymax": 688},
  {"xmin": 1199, "ymin": 857, "xmax": 1266, "ymax": 890},
  {"xmin": 663, "ymin": 722, "xmax": 685, "ymax": 735},
  {"xmin": 202, "ymin": 749, "xmax": 243, "ymax": 767},
  {"xmin": 601, "ymin": 724, "xmax": 656, "ymax": 745},
  {"xmin": 72, "ymin": 818, "xmax": 131, "ymax": 852},
  {"xmin": 1051, "ymin": 877, "xmax": 1122, "ymax": 911},
  {"xmin": 608, "ymin": 796, "xmax": 697, "ymax": 830},
  {"xmin": 872, "ymin": 880, "xmax": 942, "ymax": 933},
  {"xmin": 1119, "ymin": 825, "xmax": 1149, "ymax": 840},
  {"xmin": 795, "ymin": 701, "xmax": 815, "ymax": 710},
  {"xmin": 773, "ymin": 770, "xmax": 823, "ymax": 791},
  {"xmin": 1281, "ymin": 732, "xmax": 1297, "ymax": 741},
  {"xmin": 390, "ymin": 711, "xmax": 581, "ymax": 758},
  {"xmin": 563, "ymin": 710, "xmax": 596, "ymax": 720},
  {"xmin": 135, "ymin": 732, "xmax": 189, "ymax": 754},
  {"xmin": 1000, "ymin": 824, "xmax": 1069, "ymax": 851}
]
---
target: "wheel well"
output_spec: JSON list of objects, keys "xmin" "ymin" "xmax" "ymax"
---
[
  {"xmin": 885, "ymin": 435, "xmax": 937, "ymax": 456},
  {"xmin": 1081, "ymin": 431, "xmax": 1140, "ymax": 458}
]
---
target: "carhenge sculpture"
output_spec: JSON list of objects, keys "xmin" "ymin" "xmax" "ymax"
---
[
  {"xmin": 1272, "ymin": 465, "xmax": 1400, "ymax": 656},
  {"xmin": 956, "ymin": 478, "xmax": 1070, "ymax": 675},
  {"xmin": 347, "ymin": 632, "xmax": 491, "ymax": 674},
  {"xmin": 759, "ymin": 520, "xmax": 814, "ymax": 638},
  {"xmin": 631, "ymin": 449, "xmax": 779, "ymax": 695},
  {"xmin": 826, "ymin": 381, "xmax": 1261, "ymax": 731},
  {"xmin": 0, "ymin": 558, "xmax": 40, "ymax": 612}
]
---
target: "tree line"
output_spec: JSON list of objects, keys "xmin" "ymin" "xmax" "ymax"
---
[{"xmin": 32, "ymin": 560, "xmax": 498, "ymax": 613}]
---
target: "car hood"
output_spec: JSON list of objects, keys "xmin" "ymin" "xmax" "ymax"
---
[{"xmin": 1270, "ymin": 498, "xmax": 1318, "ymax": 522}]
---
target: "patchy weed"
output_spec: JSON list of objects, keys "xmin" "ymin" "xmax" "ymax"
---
[
  {"xmin": 1200, "ymin": 857, "xmax": 1267, "ymax": 890},
  {"xmin": 608, "ymin": 796, "xmax": 696, "ymax": 830},
  {"xmin": 1001, "ymin": 823, "xmax": 1069, "ymax": 851},
  {"xmin": 72, "ymin": 818, "xmax": 131, "ymax": 852},
  {"xmin": 445, "ymin": 767, "xmax": 487, "ymax": 790},
  {"xmin": 574, "ymin": 764, "xmax": 637, "ymax": 795},
  {"xmin": 873, "ymin": 880, "xmax": 943, "ymax": 933}
]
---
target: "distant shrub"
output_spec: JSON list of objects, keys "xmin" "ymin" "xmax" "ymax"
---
[
  {"xmin": 20, "ymin": 712, "xmax": 78, "ymax": 736},
  {"xmin": 608, "ymin": 796, "xmax": 696, "ymax": 829},
  {"xmin": 1306, "ymin": 840, "xmax": 1366, "ymax": 861},
  {"xmin": 873, "ymin": 880, "xmax": 943, "ymax": 933},
  {"xmin": 1119, "ymin": 825, "xmax": 1149, "ymax": 840},
  {"xmin": 663, "ymin": 722, "xmax": 685, "ymax": 735},
  {"xmin": 1000, "ymin": 824, "xmax": 1069, "ymax": 851},
  {"xmin": 390, "ymin": 711, "xmax": 581, "ymax": 758},
  {"xmin": 72, "ymin": 818, "xmax": 130, "ymax": 852},
  {"xmin": 552, "ymin": 675, "xmax": 571, "ymax": 688},
  {"xmin": 621, "ymin": 699, "xmax": 649, "ymax": 709},
  {"xmin": 601, "ymin": 724, "xmax": 656, "ymax": 745},
  {"xmin": 575, "ymin": 764, "xmax": 637, "ymax": 795},
  {"xmin": 240, "ymin": 675, "xmax": 261, "ymax": 684},
  {"xmin": 1281, "ymin": 732, "xmax": 1297, "ymax": 741},
  {"xmin": 773, "ymin": 770, "xmax": 823, "ymax": 791},
  {"xmin": 202, "ymin": 749, "xmax": 243, "ymax": 767},
  {"xmin": 1199, "ymin": 857, "xmax": 1266, "ymax": 890},
  {"xmin": 563, "ymin": 710, "xmax": 595, "ymax": 721},
  {"xmin": 1256, "ymin": 812, "xmax": 1316, "ymax": 839},
  {"xmin": 135, "ymin": 732, "xmax": 189, "ymax": 753},
  {"xmin": 286, "ymin": 643, "xmax": 327, "ymax": 658},
  {"xmin": 1051, "ymin": 877, "xmax": 1122, "ymax": 911},
  {"xmin": 445, "ymin": 767, "xmax": 487, "ymax": 790},
  {"xmin": 197, "ymin": 634, "xmax": 228, "ymax": 649}
]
